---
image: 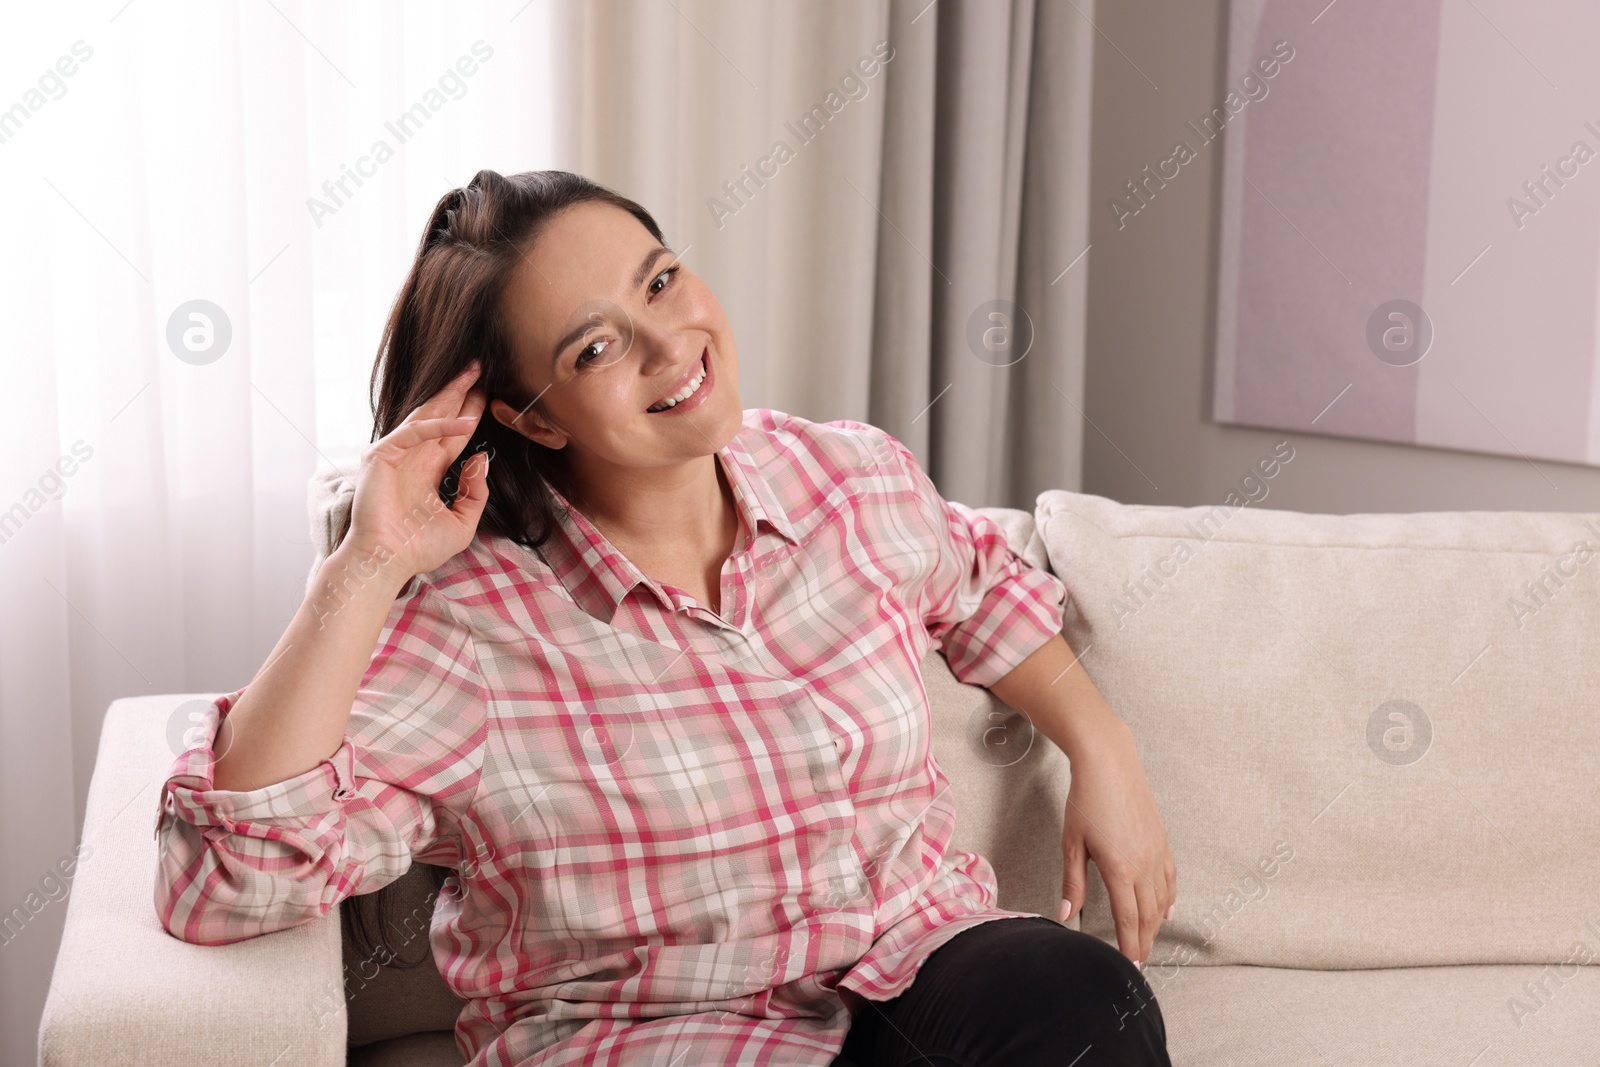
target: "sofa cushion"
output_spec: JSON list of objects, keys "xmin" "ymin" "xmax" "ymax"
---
[
  {"xmin": 1152, "ymin": 962, "xmax": 1600, "ymax": 1066},
  {"xmin": 1036, "ymin": 489, "xmax": 1600, "ymax": 969}
]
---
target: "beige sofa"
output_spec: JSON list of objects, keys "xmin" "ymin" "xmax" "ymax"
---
[{"xmin": 40, "ymin": 470, "xmax": 1600, "ymax": 1065}]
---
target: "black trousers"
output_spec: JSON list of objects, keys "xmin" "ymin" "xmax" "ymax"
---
[{"xmin": 829, "ymin": 915, "xmax": 1173, "ymax": 1067}]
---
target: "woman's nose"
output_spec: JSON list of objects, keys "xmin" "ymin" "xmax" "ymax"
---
[{"xmin": 636, "ymin": 325, "xmax": 696, "ymax": 371}]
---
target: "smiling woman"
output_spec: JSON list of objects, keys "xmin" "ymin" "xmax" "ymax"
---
[
  {"xmin": 367, "ymin": 171, "xmax": 723, "ymax": 562},
  {"xmin": 153, "ymin": 168, "xmax": 1170, "ymax": 1067}
]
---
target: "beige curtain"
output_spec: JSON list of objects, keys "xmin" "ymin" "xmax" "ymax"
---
[{"xmin": 550, "ymin": 0, "xmax": 1093, "ymax": 508}]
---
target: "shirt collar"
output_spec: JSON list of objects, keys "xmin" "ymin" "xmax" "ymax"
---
[{"xmin": 536, "ymin": 421, "xmax": 798, "ymax": 623}]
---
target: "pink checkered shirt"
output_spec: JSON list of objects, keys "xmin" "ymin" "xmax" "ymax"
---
[{"xmin": 154, "ymin": 408, "xmax": 1069, "ymax": 1065}]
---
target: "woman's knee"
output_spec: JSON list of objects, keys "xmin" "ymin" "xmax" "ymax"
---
[
  {"xmin": 1052, "ymin": 929, "xmax": 1169, "ymax": 1062},
  {"xmin": 976, "ymin": 921, "xmax": 1144, "ymax": 999},
  {"xmin": 854, "ymin": 919, "xmax": 1172, "ymax": 1066},
  {"xmin": 1053, "ymin": 926, "xmax": 1150, "ymax": 992},
  {"xmin": 981, "ymin": 921, "xmax": 1171, "ymax": 1062}
]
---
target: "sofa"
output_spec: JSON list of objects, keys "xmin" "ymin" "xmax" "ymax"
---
[{"xmin": 39, "ymin": 464, "xmax": 1600, "ymax": 1065}]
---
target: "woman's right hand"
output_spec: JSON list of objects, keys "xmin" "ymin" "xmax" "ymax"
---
[{"xmin": 343, "ymin": 360, "xmax": 492, "ymax": 582}]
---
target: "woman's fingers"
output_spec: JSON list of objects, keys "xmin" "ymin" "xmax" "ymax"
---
[
  {"xmin": 344, "ymin": 364, "xmax": 495, "ymax": 580},
  {"xmin": 450, "ymin": 450, "xmax": 492, "ymax": 525},
  {"xmin": 1131, "ymin": 868, "xmax": 1158, "ymax": 968},
  {"xmin": 1165, "ymin": 850, "xmax": 1178, "ymax": 921},
  {"xmin": 1105, "ymin": 872, "xmax": 1144, "ymax": 969},
  {"xmin": 381, "ymin": 414, "xmax": 485, "ymax": 451},
  {"xmin": 398, "ymin": 361, "xmax": 484, "ymax": 426}
]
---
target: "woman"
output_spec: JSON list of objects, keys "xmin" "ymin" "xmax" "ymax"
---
[{"xmin": 153, "ymin": 169, "xmax": 1175, "ymax": 1066}]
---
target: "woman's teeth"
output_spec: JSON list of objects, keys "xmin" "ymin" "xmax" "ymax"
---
[{"xmin": 648, "ymin": 358, "xmax": 706, "ymax": 412}]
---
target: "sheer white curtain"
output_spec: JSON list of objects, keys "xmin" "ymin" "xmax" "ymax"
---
[{"xmin": 0, "ymin": 2, "xmax": 566, "ymax": 1056}]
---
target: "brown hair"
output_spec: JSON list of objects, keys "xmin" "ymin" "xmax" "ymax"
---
[{"xmin": 337, "ymin": 169, "xmax": 667, "ymax": 973}]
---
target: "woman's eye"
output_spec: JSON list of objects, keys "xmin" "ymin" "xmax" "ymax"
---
[
  {"xmin": 649, "ymin": 265, "xmax": 681, "ymax": 297},
  {"xmin": 571, "ymin": 265, "xmax": 678, "ymax": 367}
]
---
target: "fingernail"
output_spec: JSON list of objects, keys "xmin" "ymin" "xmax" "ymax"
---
[
  {"xmin": 1166, "ymin": 903, "xmax": 1175, "ymax": 920},
  {"xmin": 1057, "ymin": 899, "xmax": 1073, "ymax": 923},
  {"xmin": 1135, "ymin": 960, "xmax": 1145, "ymax": 973}
]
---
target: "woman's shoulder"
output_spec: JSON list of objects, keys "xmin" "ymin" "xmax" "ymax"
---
[{"xmin": 737, "ymin": 408, "xmax": 903, "ymax": 477}]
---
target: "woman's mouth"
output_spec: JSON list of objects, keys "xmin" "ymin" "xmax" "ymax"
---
[{"xmin": 645, "ymin": 349, "xmax": 712, "ymax": 415}]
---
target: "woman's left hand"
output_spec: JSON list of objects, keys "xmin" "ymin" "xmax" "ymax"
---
[{"xmin": 1057, "ymin": 732, "xmax": 1176, "ymax": 971}]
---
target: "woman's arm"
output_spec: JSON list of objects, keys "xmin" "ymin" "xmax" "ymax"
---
[
  {"xmin": 154, "ymin": 363, "xmax": 494, "ymax": 944},
  {"xmin": 154, "ymin": 562, "xmax": 490, "ymax": 946},
  {"xmin": 986, "ymin": 631, "xmax": 1130, "ymax": 768},
  {"xmin": 988, "ymin": 632, "xmax": 1176, "ymax": 971}
]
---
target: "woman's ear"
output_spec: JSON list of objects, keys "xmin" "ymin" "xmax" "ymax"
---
[{"xmin": 491, "ymin": 396, "xmax": 567, "ymax": 451}]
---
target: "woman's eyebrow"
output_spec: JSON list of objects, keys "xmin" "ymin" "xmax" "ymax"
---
[
  {"xmin": 549, "ymin": 245, "xmax": 675, "ymax": 366},
  {"xmin": 630, "ymin": 245, "xmax": 672, "ymax": 289}
]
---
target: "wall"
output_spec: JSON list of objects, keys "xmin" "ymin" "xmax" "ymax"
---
[{"xmin": 1083, "ymin": 0, "xmax": 1600, "ymax": 514}]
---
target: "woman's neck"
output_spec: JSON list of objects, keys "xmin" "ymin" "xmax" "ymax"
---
[{"xmin": 563, "ymin": 452, "xmax": 738, "ymax": 565}]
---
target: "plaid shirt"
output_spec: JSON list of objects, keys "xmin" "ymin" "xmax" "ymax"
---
[{"xmin": 154, "ymin": 409, "xmax": 1069, "ymax": 1066}]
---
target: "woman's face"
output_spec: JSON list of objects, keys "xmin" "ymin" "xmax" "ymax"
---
[{"xmin": 490, "ymin": 200, "xmax": 742, "ymax": 481}]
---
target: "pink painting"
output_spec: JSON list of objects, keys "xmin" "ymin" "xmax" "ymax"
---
[{"xmin": 1213, "ymin": 0, "xmax": 1600, "ymax": 467}]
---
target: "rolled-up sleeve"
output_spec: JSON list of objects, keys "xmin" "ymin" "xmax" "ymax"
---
[
  {"xmin": 153, "ymin": 582, "xmax": 489, "ymax": 946},
  {"xmin": 875, "ymin": 429, "xmax": 1070, "ymax": 689}
]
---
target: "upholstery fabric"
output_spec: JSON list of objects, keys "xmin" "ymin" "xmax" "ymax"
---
[{"xmin": 1035, "ymin": 489, "xmax": 1600, "ymax": 969}]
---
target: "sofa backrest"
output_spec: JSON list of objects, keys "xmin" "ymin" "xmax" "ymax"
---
[{"xmin": 1035, "ymin": 488, "xmax": 1600, "ymax": 970}]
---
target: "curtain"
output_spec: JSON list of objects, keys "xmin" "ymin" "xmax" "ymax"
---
[
  {"xmin": 2, "ymin": 0, "xmax": 1092, "ymax": 1059},
  {"xmin": 0, "ymin": 3, "xmax": 567, "ymax": 1057}
]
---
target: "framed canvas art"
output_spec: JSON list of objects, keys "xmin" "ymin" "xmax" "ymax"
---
[{"xmin": 1211, "ymin": 0, "xmax": 1600, "ymax": 468}]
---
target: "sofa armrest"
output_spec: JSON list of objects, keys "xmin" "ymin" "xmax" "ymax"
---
[{"xmin": 39, "ymin": 695, "xmax": 348, "ymax": 1067}]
